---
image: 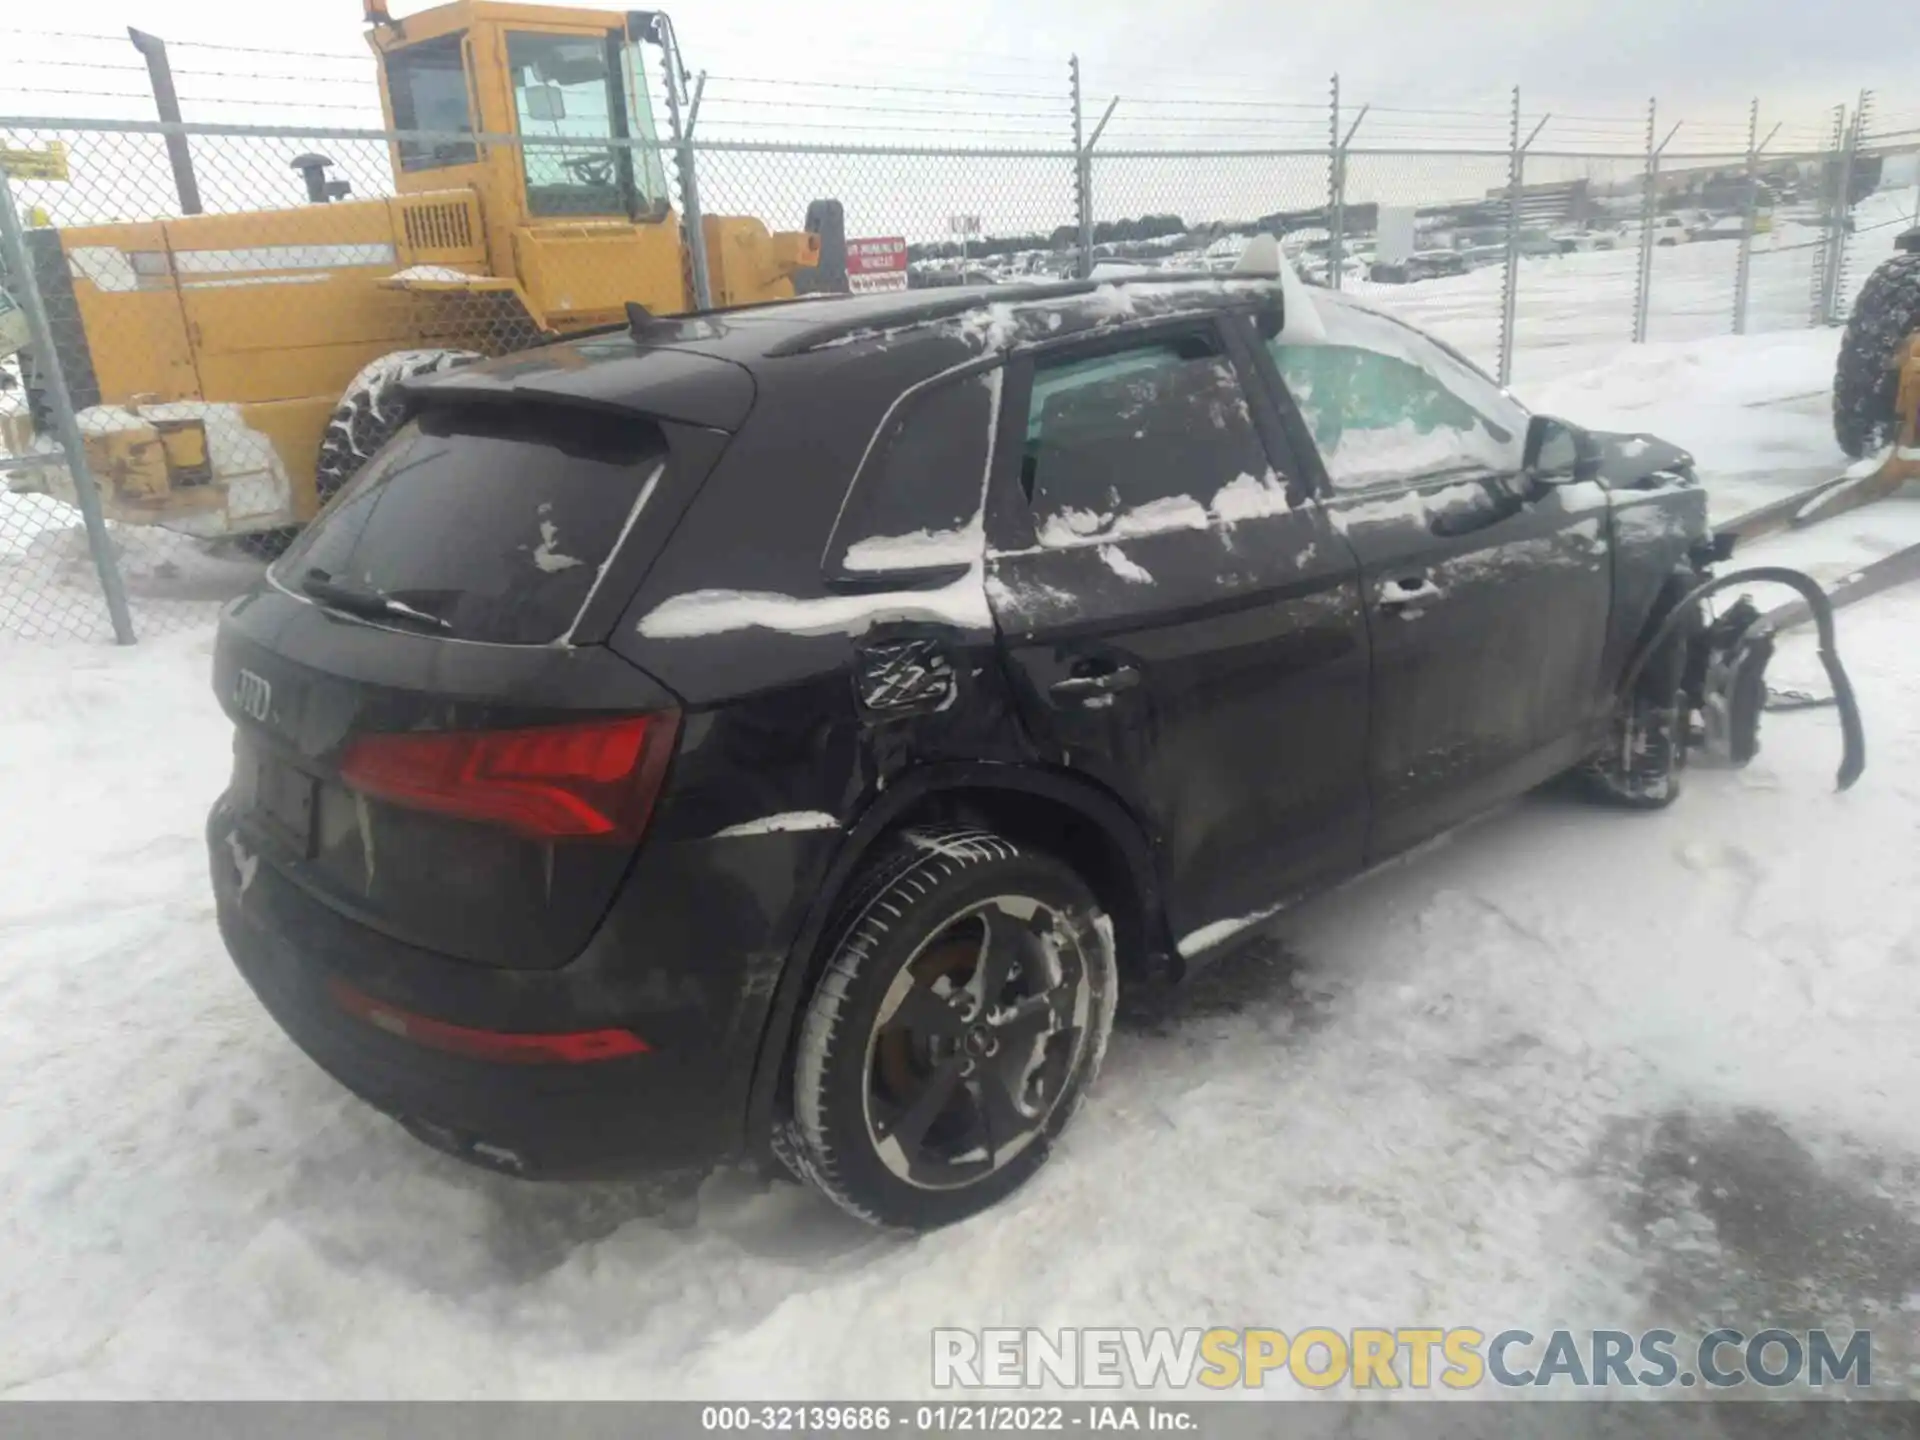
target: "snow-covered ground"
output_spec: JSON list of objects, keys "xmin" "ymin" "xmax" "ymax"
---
[{"xmin": 5, "ymin": 293, "xmax": 1920, "ymax": 1401}]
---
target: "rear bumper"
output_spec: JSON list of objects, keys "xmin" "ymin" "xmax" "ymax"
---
[{"xmin": 207, "ymin": 798, "xmax": 749, "ymax": 1179}]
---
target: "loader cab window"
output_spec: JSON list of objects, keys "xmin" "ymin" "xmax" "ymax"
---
[
  {"xmin": 508, "ymin": 31, "xmax": 667, "ymax": 219},
  {"xmin": 386, "ymin": 34, "xmax": 479, "ymax": 172}
]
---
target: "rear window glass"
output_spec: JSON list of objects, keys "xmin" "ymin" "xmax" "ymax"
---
[
  {"xmin": 274, "ymin": 406, "xmax": 664, "ymax": 645},
  {"xmin": 825, "ymin": 369, "xmax": 997, "ymax": 575}
]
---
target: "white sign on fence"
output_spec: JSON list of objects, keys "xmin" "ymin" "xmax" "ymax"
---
[{"xmin": 948, "ymin": 214, "xmax": 982, "ymax": 237}]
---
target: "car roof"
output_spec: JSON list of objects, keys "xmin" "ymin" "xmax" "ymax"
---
[{"xmin": 405, "ymin": 275, "xmax": 1287, "ymax": 424}]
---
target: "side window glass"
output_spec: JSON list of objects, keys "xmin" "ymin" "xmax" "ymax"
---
[
  {"xmin": 1024, "ymin": 334, "xmax": 1280, "ymax": 545},
  {"xmin": 386, "ymin": 34, "xmax": 478, "ymax": 173},
  {"xmin": 508, "ymin": 32, "xmax": 623, "ymax": 217},
  {"xmin": 827, "ymin": 370, "xmax": 998, "ymax": 574},
  {"xmin": 1268, "ymin": 308, "xmax": 1526, "ymax": 491}
]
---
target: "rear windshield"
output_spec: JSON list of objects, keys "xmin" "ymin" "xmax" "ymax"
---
[{"xmin": 275, "ymin": 406, "xmax": 665, "ymax": 645}]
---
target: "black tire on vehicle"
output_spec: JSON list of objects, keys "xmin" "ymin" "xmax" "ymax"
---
[
  {"xmin": 791, "ymin": 829, "xmax": 1117, "ymax": 1230},
  {"xmin": 1833, "ymin": 252, "xmax": 1920, "ymax": 459},
  {"xmin": 313, "ymin": 349, "xmax": 482, "ymax": 508}
]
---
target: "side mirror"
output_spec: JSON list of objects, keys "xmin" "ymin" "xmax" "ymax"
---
[
  {"xmin": 1523, "ymin": 415, "xmax": 1595, "ymax": 488},
  {"xmin": 525, "ymin": 83, "xmax": 567, "ymax": 123}
]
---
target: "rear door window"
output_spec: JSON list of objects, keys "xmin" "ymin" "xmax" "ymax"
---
[
  {"xmin": 275, "ymin": 406, "xmax": 664, "ymax": 645},
  {"xmin": 1022, "ymin": 330, "xmax": 1279, "ymax": 544}
]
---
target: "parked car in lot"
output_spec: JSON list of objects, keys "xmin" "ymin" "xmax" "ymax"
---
[
  {"xmin": 1640, "ymin": 214, "xmax": 1693, "ymax": 246},
  {"xmin": 1553, "ymin": 227, "xmax": 1624, "ymax": 253},
  {"xmin": 1369, "ymin": 250, "xmax": 1471, "ymax": 283},
  {"xmin": 208, "ymin": 269, "xmax": 1715, "ymax": 1228},
  {"xmin": 1687, "ymin": 214, "xmax": 1748, "ymax": 243}
]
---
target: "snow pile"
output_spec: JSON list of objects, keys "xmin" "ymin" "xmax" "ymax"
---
[
  {"xmin": 1095, "ymin": 545, "xmax": 1152, "ymax": 584},
  {"xmin": 1520, "ymin": 327, "xmax": 1850, "ymax": 525},
  {"xmin": 7, "ymin": 580, "xmax": 1920, "ymax": 1398},
  {"xmin": 1206, "ymin": 469, "xmax": 1293, "ymax": 523}
]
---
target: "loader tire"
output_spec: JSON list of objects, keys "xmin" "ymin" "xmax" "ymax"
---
[
  {"xmin": 1833, "ymin": 252, "xmax": 1920, "ymax": 459},
  {"xmin": 313, "ymin": 349, "xmax": 481, "ymax": 509}
]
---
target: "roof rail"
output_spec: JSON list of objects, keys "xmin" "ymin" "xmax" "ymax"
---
[{"xmin": 767, "ymin": 271, "xmax": 1293, "ymax": 357}]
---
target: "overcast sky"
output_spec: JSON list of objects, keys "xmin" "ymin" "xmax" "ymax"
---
[
  {"xmin": 9, "ymin": 0, "xmax": 1913, "ymax": 139},
  {"xmin": 5, "ymin": 0, "xmax": 1913, "ymax": 239}
]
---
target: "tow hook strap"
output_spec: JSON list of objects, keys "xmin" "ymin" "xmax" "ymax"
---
[{"xmin": 1614, "ymin": 566, "xmax": 1865, "ymax": 792}]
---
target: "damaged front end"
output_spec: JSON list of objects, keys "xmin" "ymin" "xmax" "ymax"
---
[{"xmin": 1620, "ymin": 561, "xmax": 1866, "ymax": 794}]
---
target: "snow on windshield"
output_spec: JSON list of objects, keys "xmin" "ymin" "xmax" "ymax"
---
[{"xmin": 1273, "ymin": 296, "xmax": 1527, "ymax": 489}]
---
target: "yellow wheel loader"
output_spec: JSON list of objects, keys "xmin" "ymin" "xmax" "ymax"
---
[
  {"xmin": 1806, "ymin": 225, "xmax": 1920, "ymax": 524},
  {"xmin": 1721, "ymin": 227, "xmax": 1920, "ymax": 542},
  {"xmin": 6, "ymin": 2, "xmax": 837, "ymax": 544}
]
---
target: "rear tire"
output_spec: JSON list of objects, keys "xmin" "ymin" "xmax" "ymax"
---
[
  {"xmin": 791, "ymin": 829, "xmax": 1117, "ymax": 1230},
  {"xmin": 313, "ymin": 349, "xmax": 481, "ymax": 509},
  {"xmin": 1833, "ymin": 252, "xmax": 1920, "ymax": 459}
]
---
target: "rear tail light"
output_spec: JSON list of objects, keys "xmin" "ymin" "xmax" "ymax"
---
[
  {"xmin": 339, "ymin": 712, "xmax": 680, "ymax": 841},
  {"xmin": 328, "ymin": 979, "xmax": 649, "ymax": 1064}
]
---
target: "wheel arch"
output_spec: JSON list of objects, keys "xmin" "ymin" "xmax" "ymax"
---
[{"xmin": 742, "ymin": 762, "xmax": 1170, "ymax": 1158}]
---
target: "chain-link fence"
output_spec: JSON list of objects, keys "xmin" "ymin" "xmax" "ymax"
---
[{"xmin": 2, "ymin": 85, "xmax": 1914, "ymax": 642}]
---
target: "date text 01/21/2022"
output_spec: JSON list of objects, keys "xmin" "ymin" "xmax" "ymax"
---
[{"xmin": 698, "ymin": 1404, "xmax": 1198, "ymax": 1432}]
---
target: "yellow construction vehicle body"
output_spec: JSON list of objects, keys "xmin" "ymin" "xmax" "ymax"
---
[
  {"xmin": 13, "ymin": 0, "xmax": 818, "ymax": 538},
  {"xmin": 1791, "ymin": 334, "xmax": 1920, "ymax": 530}
]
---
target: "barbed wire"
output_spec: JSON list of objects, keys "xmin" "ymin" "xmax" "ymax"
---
[
  {"xmin": 1, "ymin": 27, "xmax": 370, "ymax": 63},
  {"xmin": 702, "ymin": 76, "xmax": 1064, "ymax": 101},
  {"xmin": 0, "ymin": 26, "xmax": 1896, "ymax": 161},
  {"xmin": 700, "ymin": 96, "xmax": 1069, "ymax": 119}
]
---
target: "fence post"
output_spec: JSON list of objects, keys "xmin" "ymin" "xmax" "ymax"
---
[
  {"xmin": 0, "ymin": 167, "xmax": 136, "ymax": 644},
  {"xmin": 657, "ymin": 35, "xmax": 711, "ymax": 311},
  {"xmin": 1733, "ymin": 99, "xmax": 1760, "ymax": 335},
  {"xmin": 1809, "ymin": 104, "xmax": 1847, "ymax": 325},
  {"xmin": 1328, "ymin": 75, "xmax": 1344, "ymax": 291},
  {"xmin": 1824, "ymin": 90, "xmax": 1871, "ymax": 325},
  {"xmin": 1071, "ymin": 56, "xmax": 1093, "ymax": 280},
  {"xmin": 1498, "ymin": 98, "xmax": 1551, "ymax": 386},
  {"xmin": 1499, "ymin": 88, "xmax": 1523, "ymax": 386},
  {"xmin": 1632, "ymin": 99, "xmax": 1658, "ymax": 343}
]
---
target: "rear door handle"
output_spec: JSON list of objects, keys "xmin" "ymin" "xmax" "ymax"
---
[
  {"xmin": 1050, "ymin": 666, "xmax": 1140, "ymax": 698},
  {"xmin": 1378, "ymin": 575, "xmax": 1444, "ymax": 613}
]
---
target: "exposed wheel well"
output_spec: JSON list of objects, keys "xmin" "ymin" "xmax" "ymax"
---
[
  {"xmin": 880, "ymin": 785, "xmax": 1161, "ymax": 986},
  {"xmin": 747, "ymin": 774, "xmax": 1167, "ymax": 1162}
]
